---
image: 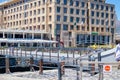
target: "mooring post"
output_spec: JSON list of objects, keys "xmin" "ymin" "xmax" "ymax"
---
[
  {"xmin": 39, "ymin": 58, "xmax": 43, "ymax": 74},
  {"xmin": 30, "ymin": 55, "xmax": 34, "ymax": 71},
  {"xmin": 5, "ymin": 55, "xmax": 10, "ymax": 74}
]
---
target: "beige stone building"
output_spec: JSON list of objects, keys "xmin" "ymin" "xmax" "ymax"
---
[{"xmin": 0, "ymin": 0, "xmax": 116, "ymax": 47}]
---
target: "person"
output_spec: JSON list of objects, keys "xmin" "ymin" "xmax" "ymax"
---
[{"xmin": 115, "ymin": 40, "xmax": 120, "ymax": 69}]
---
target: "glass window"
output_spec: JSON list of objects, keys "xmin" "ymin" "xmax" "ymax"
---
[
  {"xmin": 82, "ymin": 18, "xmax": 85, "ymax": 23},
  {"xmin": 82, "ymin": 10, "xmax": 85, "ymax": 15},
  {"xmin": 56, "ymin": 0, "xmax": 60, "ymax": 4},
  {"xmin": 91, "ymin": 11, "xmax": 94, "ymax": 16},
  {"xmin": 76, "ymin": 9, "xmax": 79, "ymax": 15},
  {"xmin": 38, "ymin": 9, "xmax": 40, "ymax": 14},
  {"xmin": 70, "ymin": 8, "xmax": 74, "ymax": 14},
  {"xmin": 96, "ymin": 12, "xmax": 99, "ymax": 17},
  {"xmin": 101, "ymin": 5, "xmax": 104, "ymax": 10},
  {"xmin": 96, "ymin": 19, "xmax": 99, "ymax": 25},
  {"xmin": 75, "ymin": 1, "xmax": 79, "ymax": 7},
  {"xmin": 34, "ymin": 10, "xmax": 36, "ymax": 15},
  {"xmin": 81, "ymin": 2, "xmax": 85, "ymax": 7},
  {"xmin": 63, "ymin": 16, "xmax": 67, "ymax": 22},
  {"xmin": 111, "ymin": 7, "xmax": 114, "ymax": 12},
  {"xmin": 111, "ymin": 14, "xmax": 114, "ymax": 19},
  {"xmin": 57, "ymin": 15, "xmax": 60, "ymax": 21},
  {"xmin": 111, "ymin": 21, "xmax": 114, "ymax": 26},
  {"xmin": 91, "ymin": 19, "xmax": 94, "ymax": 24},
  {"xmin": 70, "ymin": 0, "xmax": 73, "ymax": 6},
  {"xmin": 101, "ymin": 12, "xmax": 104, "ymax": 18},
  {"xmin": 63, "ymin": 24, "xmax": 68, "ymax": 30},
  {"xmin": 63, "ymin": 0, "xmax": 67, "ymax": 5},
  {"xmin": 56, "ymin": 24, "xmax": 61, "ymax": 30},
  {"xmin": 106, "ymin": 13, "xmax": 109, "ymax": 18},
  {"xmin": 106, "ymin": 6, "xmax": 109, "ymax": 11},
  {"xmin": 91, "ymin": 3, "xmax": 94, "ymax": 9},
  {"xmin": 70, "ymin": 16, "xmax": 74, "ymax": 22},
  {"xmin": 101, "ymin": 20, "xmax": 104, "ymax": 25},
  {"xmin": 96, "ymin": 4, "xmax": 99, "ymax": 9},
  {"xmin": 70, "ymin": 25, "xmax": 74, "ymax": 30},
  {"xmin": 76, "ymin": 17, "xmax": 79, "ymax": 23},
  {"xmin": 57, "ymin": 7, "xmax": 61, "ymax": 13},
  {"xmin": 63, "ymin": 7, "xmax": 67, "ymax": 13}
]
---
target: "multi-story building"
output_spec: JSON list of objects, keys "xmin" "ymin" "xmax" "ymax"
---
[{"xmin": 0, "ymin": 0, "xmax": 116, "ymax": 47}]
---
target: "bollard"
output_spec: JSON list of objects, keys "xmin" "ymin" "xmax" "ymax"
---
[
  {"xmin": 99, "ymin": 64, "xmax": 103, "ymax": 80},
  {"xmin": 89, "ymin": 55, "xmax": 95, "ymax": 76},
  {"xmin": 5, "ymin": 55, "xmax": 10, "ymax": 74},
  {"xmin": 60, "ymin": 56, "xmax": 65, "ymax": 75},
  {"xmin": 58, "ymin": 62, "xmax": 62, "ymax": 80},
  {"xmin": 30, "ymin": 55, "xmax": 34, "ymax": 71},
  {"xmin": 39, "ymin": 58, "xmax": 43, "ymax": 74}
]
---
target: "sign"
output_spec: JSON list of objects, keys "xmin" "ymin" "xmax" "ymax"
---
[
  {"xmin": 91, "ymin": 32, "xmax": 98, "ymax": 35},
  {"xmin": 103, "ymin": 65, "xmax": 112, "ymax": 74}
]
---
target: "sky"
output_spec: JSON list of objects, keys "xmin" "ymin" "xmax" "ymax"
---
[{"xmin": 0, "ymin": 0, "xmax": 120, "ymax": 20}]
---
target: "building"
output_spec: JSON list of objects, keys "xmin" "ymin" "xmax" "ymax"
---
[{"xmin": 0, "ymin": 0, "xmax": 116, "ymax": 47}]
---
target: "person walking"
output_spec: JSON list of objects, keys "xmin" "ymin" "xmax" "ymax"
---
[{"xmin": 115, "ymin": 40, "xmax": 120, "ymax": 69}]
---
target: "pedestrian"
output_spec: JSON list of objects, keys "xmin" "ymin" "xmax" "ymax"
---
[{"xmin": 115, "ymin": 40, "xmax": 120, "ymax": 69}]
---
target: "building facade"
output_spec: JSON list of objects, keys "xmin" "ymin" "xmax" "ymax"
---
[{"xmin": 0, "ymin": 0, "xmax": 116, "ymax": 47}]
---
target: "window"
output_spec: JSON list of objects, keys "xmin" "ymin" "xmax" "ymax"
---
[
  {"xmin": 43, "ymin": 0, "xmax": 45, "ymax": 4},
  {"xmin": 76, "ymin": 9, "xmax": 79, "ymax": 15},
  {"xmin": 38, "ymin": 9, "xmax": 40, "ymax": 14},
  {"xmin": 63, "ymin": 16, "xmax": 67, "ymax": 22},
  {"xmin": 49, "ymin": 7, "xmax": 52, "ymax": 13},
  {"xmin": 63, "ymin": 7, "xmax": 67, "ymax": 13},
  {"xmin": 38, "ymin": 17, "xmax": 40, "ymax": 22},
  {"xmin": 82, "ymin": 10, "xmax": 85, "ymax": 16},
  {"xmin": 49, "ymin": 16, "xmax": 52, "ymax": 21},
  {"xmin": 38, "ymin": 1, "xmax": 41, "ymax": 6},
  {"xmin": 96, "ymin": 19, "xmax": 99, "ymax": 25},
  {"xmin": 81, "ymin": 2, "xmax": 85, "ymax": 7},
  {"xmin": 42, "ymin": 8, "xmax": 45, "ymax": 13},
  {"xmin": 101, "ymin": 20, "xmax": 104, "ymax": 25},
  {"xmin": 106, "ymin": 13, "xmax": 109, "ymax": 18},
  {"xmin": 63, "ymin": 0, "xmax": 67, "ymax": 5},
  {"xmin": 63, "ymin": 24, "xmax": 68, "ymax": 30},
  {"xmin": 34, "ymin": 2, "xmax": 36, "ymax": 7},
  {"xmin": 82, "ymin": 18, "xmax": 85, "ymax": 23},
  {"xmin": 56, "ymin": 0, "xmax": 60, "ymax": 4},
  {"xmin": 56, "ymin": 24, "xmax": 61, "ymax": 30},
  {"xmin": 34, "ymin": 10, "xmax": 36, "ymax": 15},
  {"xmin": 91, "ymin": 3, "xmax": 94, "ymax": 9},
  {"xmin": 70, "ymin": 8, "xmax": 74, "ymax": 14},
  {"xmin": 111, "ymin": 14, "xmax": 114, "ymax": 19},
  {"xmin": 91, "ymin": 19, "xmax": 94, "ymax": 24},
  {"xmin": 111, "ymin": 21, "xmax": 114, "ymax": 26},
  {"xmin": 75, "ymin": 1, "xmax": 79, "ymax": 7},
  {"xmin": 111, "ymin": 7, "xmax": 114, "ymax": 12},
  {"xmin": 70, "ymin": 25, "xmax": 74, "ymax": 30},
  {"xmin": 69, "ymin": 0, "xmax": 73, "ymax": 6},
  {"xmin": 96, "ymin": 12, "xmax": 99, "ymax": 17},
  {"xmin": 42, "ymin": 16, "xmax": 45, "ymax": 22},
  {"xmin": 101, "ymin": 5, "xmax": 104, "ymax": 10},
  {"xmin": 57, "ymin": 7, "xmax": 60, "ymax": 13},
  {"xmin": 57, "ymin": 15, "xmax": 60, "ymax": 21},
  {"xmin": 76, "ymin": 17, "xmax": 79, "ymax": 23},
  {"xmin": 96, "ymin": 4, "xmax": 99, "ymax": 9},
  {"xmin": 70, "ymin": 16, "xmax": 74, "ymax": 22},
  {"xmin": 101, "ymin": 12, "xmax": 104, "ymax": 18},
  {"xmin": 30, "ymin": 11, "xmax": 32, "ymax": 16},
  {"xmin": 91, "ymin": 11, "xmax": 94, "ymax": 16},
  {"xmin": 106, "ymin": 6, "xmax": 109, "ymax": 11},
  {"xmin": 34, "ymin": 18, "xmax": 36, "ymax": 23}
]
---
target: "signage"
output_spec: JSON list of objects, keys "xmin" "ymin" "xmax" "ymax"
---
[{"xmin": 103, "ymin": 65, "xmax": 112, "ymax": 74}]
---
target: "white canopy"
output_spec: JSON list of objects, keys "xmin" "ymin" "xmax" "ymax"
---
[{"xmin": 0, "ymin": 38, "xmax": 57, "ymax": 43}]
